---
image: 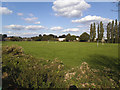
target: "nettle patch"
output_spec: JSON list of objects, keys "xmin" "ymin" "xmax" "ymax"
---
[{"xmin": 2, "ymin": 46, "xmax": 120, "ymax": 88}]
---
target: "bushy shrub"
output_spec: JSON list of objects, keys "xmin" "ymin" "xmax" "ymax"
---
[
  {"xmin": 2, "ymin": 45, "xmax": 23, "ymax": 55},
  {"xmin": 2, "ymin": 46, "xmax": 66, "ymax": 88}
]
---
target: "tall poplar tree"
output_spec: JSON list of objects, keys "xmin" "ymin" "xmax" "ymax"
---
[
  {"xmin": 115, "ymin": 19, "xmax": 118, "ymax": 43},
  {"xmin": 90, "ymin": 24, "xmax": 93, "ymax": 42},
  {"xmin": 93, "ymin": 23, "xmax": 96, "ymax": 41},
  {"xmin": 111, "ymin": 20, "xmax": 114, "ymax": 43},
  {"xmin": 100, "ymin": 21, "xmax": 104, "ymax": 41},
  {"xmin": 119, "ymin": 22, "xmax": 120, "ymax": 43},
  {"xmin": 107, "ymin": 22, "xmax": 111, "ymax": 43},
  {"xmin": 97, "ymin": 24, "xmax": 100, "ymax": 41}
]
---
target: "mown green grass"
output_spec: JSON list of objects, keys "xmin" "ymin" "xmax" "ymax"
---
[{"xmin": 2, "ymin": 41, "xmax": 119, "ymax": 69}]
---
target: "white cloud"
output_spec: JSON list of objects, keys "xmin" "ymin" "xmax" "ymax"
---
[
  {"xmin": 25, "ymin": 25, "xmax": 45, "ymax": 30},
  {"xmin": 63, "ymin": 28, "xmax": 79, "ymax": 32},
  {"xmin": 0, "ymin": 7, "xmax": 13, "ymax": 15},
  {"xmin": 72, "ymin": 15, "xmax": 113, "ymax": 25},
  {"xmin": 50, "ymin": 26, "xmax": 63, "ymax": 30},
  {"xmin": 4, "ymin": 25, "xmax": 25, "ymax": 30},
  {"xmin": 29, "ymin": 13, "xmax": 34, "ymax": 17},
  {"xmin": 34, "ymin": 21, "xmax": 40, "ymax": 24},
  {"xmin": 76, "ymin": 25, "xmax": 85, "ymax": 28},
  {"xmin": 43, "ymin": 33, "xmax": 57, "ymax": 35},
  {"xmin": 6, "ymin": 31, "xmax": 38, "ymax": 37},
  {"xmin": 23, "ymin": 17, "xmax": 41, "ymax": 24},
  {"xmin": 23, "ymin": 17, "xmax": 38, "ymax": 23},
  {"xmin": 52, "ymin": 0, "xmax": 90, "ymax": 18},
  {"xmin": 22, "ymin": 32, "xmax": 38, "ymax": 36},
  {"xmin": 7, "ymin": 31, "xmax": 12, "ymax": 34},
  {"xmin": 4, "ymin": 25, "xmax": 45, "ymax": 30},
  {"xmin": 17, "ymin": 13, "xmax": 23, "ymax": 16}
]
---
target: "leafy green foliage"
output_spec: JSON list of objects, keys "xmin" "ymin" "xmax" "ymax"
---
[
  {"xmin": 119, "ymin": 22, "xmax": 120, "ymax": 43},
  {"xmin": 111, "ymin": 20, "xmax": 114, "ymax": 43},
  {"xmin": 65, "ymin": 34, "xmax": 77, "ymax": 42},
  {"xmin": 90, "ymin": 24, "xmax": 93, "ymax": 42},
  {"xmin": 79, "ymin": 32, "xmax": 90, "ymax": 42},
  {"xmin": 65, "ymin": 33, "xmax": 71, "ymax": 42},
  {"xmin": 90, "ymin": 19, "xmax": 120, "ymax": 43},
  {"xmin": 2, "ymin": 46, "xmax": 66, "ymax": 88},
  {"xmin": 93, "ymin": 23, "xmax": 96, "ymax": 41},
  {"xmin": 100, "ymin": 21, "xmax": 104, "ymax": 40},
  {"xmin": 31, "ymin": 36, "xmax": 42, "ymax": 41},
  {"xmin": 31, "ymin": 34, "xmax": 57, "ymax": 41},
  {"xmin": 2, "ymin": 34, "xmax": 7, "ymax": 41},
  {"xmin": 97, "ymin": 24, "xmax": 100, "ymax": 41},
  {"xmin": 5, "ymin": 36, "xmax": 22, "ymax": 41},
  {"xmin": 107, "ymin": 22, "xmax": 111, "ymax": 43},
  {"xmin": 115, "ymin": 19, "xmax": 118, "ymax": 43}
]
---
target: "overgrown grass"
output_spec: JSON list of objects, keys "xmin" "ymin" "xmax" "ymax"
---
[
  {"xmin": 2, "ymin": 46, "xmax": 67, "ymax": 88},
  {"xmin": 2, "ymin": 45, "xmax": 120, "ymax": 88}
]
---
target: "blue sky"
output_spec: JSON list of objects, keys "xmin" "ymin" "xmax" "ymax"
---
[{"xmin": 1, "ymin": 1, "xmax": 118, "ymax": 37}]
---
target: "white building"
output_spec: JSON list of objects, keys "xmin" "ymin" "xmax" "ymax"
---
[
  {"xmin": 58, "ymin": 38, "xmax": 65, "ymax": 41},
  {"xmin": 76, "ymin": 38, "xmax": 79, "ymax": 41}
]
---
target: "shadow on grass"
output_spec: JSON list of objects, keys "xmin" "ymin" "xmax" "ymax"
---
[
  {"xmin": 85, "ymin": 55, "xmax": 120, "ymax": 71},
  {"xmin": 85, "ymin": 54, "xmax": 120, "ymax": 87}
]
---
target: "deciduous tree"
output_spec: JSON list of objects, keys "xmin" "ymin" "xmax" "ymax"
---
[
  {"xmin": 111, "ymin": 20, "xmax": 114, "ymax": 43},
  {"xmin": 115, "ymin": 19, "xmax": 118, "ymax": 43},
  {"xmin": 119, "ymin": 22, "xmax": 120, "ymax": 43},
  {"xmin": 79, "ymin": 32, "xmax": 90, "ymax": 42},
  {"xmin": 107, "ymin": 22, "xmax": 111, "ymax": 43},
  {"xmin": 90, "ymin": 24, "xmax": 93, "ymax": 42},
  {"xmin": 93, "ymin": 23, "xmax": 96, "ymax": 41},
  {"xmin": 97, "ymin": 24, "xmax": 100, "ymax": 42},
  {"xmin": 100, "ymin": 21, "xmax": 104, "ymax": 41}
]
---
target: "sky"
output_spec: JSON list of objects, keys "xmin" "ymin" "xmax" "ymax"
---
[{"xmin": 1, "ymin": 0, "xmax": 119, "ymax": 37}]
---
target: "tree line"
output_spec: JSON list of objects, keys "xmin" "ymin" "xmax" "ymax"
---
[
  {"xmin": 0, "ymin": 33, "xmax": 90, "ymax": 42},
  {"xmin": 90, "ymin": 19, "xmax": 120, "ymax": 43}
]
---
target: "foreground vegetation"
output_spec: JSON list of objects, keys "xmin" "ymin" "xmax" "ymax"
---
[
  {"xmin": 2, "ymin": 45, "xmax": 120, "ymax": 88},
  {"xmin": 2, "ymin": 41, "xmax": 120, "ymax": 88}
]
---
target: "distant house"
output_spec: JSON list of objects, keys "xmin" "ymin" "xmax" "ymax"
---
[
  {"xmin": 76, "ymin": 38, "xmax": 79, "ymax": 41},
  {"xmin": 4, "ymin": 37, "xmax": 12, "ymax": 41},
  {"xmin": 58, "ymin": 38, "xmax": 65, "ymax": 41},
  {"xmin": 23, "ymin": 38, "xmax": 32, "ymax": 41}
]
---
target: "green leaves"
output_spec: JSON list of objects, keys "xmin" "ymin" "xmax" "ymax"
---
[
  {"xmin": 79, "ymin": 32, "xmax": 90, "ymax": 42},
  {"xmin": 2, "ymin": 46, "xmax": 66, "ymax": 88}
]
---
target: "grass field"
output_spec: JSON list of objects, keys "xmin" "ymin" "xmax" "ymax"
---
[{"xmin": 2, "ymin": 41, "xmax": 119, "ymax": 69}]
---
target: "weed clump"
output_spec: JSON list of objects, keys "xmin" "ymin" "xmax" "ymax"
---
[
  {"xmin": 64, "ymin": 62, "xmax": 119, "ymax": 88},
  {"xmin": 3, "ymin": 45, "xmax": 23, "ymax": 55}
]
